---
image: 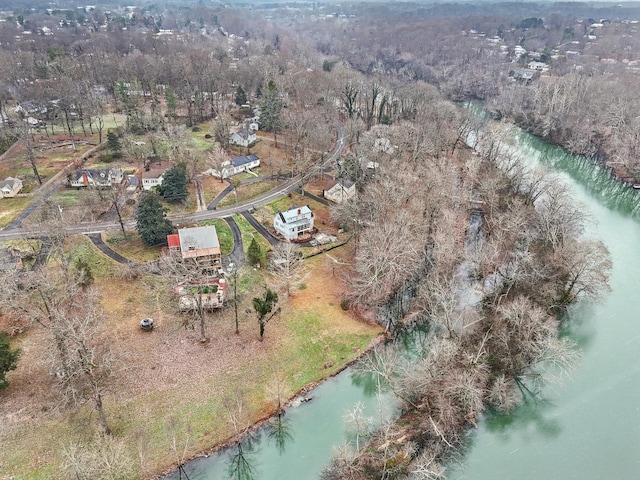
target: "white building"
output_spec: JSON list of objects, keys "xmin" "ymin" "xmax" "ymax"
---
[
  {"xmin": 230, "ymin": 128, "xmax": 256, "ymax": 147},
  {"xmin": 211, "ymin": 154, "xmax": 260, "ymax": 179},
  {"xmin": 69, "ymin": 168, "xmax": 123, "ymax": 188},
  {"xmin": 0, "ymin": 177, "xmax": 23, "ymax": 198},
  {"xmin": 273, "ymin": 206, "xmax": 314, "ymax": 241},
  {"xmin": 323, "ymin": 179, "xmax": 355, "ymax": 204},
  {"xmin": 141, "ymin": 165, "xmax": 167, "ymax": 191}
]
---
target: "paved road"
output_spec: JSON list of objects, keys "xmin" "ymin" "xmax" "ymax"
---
[
  {"xmin": 240, "ymin": 211, "xmax": 280, "ymax": 247},
  {"xmin": 0, "ymin": 122, "xmax": 347, "ymax": 241},
  {"xmin": 87, "ymin": 233, "xmax": 134, "ymax": 265},
  {"xmin": 222, "ymin": 216, "xmax": 245, "ymax": 268}
]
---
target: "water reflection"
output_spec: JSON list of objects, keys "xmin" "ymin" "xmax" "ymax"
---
[
  {"xmin": 267, "ymin": 413, "xmax": 293, "ymax": 455},
  {"xmin": 226, "ymin": 439, "xmax": 258, "ymax": 480},
  {"xmin": 484, "ymin": 397, "xmax": 562, "ymax": 440}
]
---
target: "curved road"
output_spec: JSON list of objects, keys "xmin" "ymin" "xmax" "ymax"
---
[{"xmin": 0, "ymin": 123, "xmax": 346, "ymax": 242}]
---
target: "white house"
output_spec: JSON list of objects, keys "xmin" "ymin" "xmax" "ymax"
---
[
  {"xmin": 141, "ymin": 165, "xmax": 167, "ymax": 191},
  {"xmin": 230, "ymin": 128, "xmax": 256, "ymax": 147},
  {"xmin": 324, "ymin": 179, "xmax": 356, "ymax": 204},
  {"xmin": 0, "ymin": 177, "xmax": 23, "ymax": 198},
  {"xmin": 211, "ymin": 154, "xmax": 260, "ymax": 179},
  {"xmin": 274, "ymin": 206, "xmax": 314, "ymax": 241},
  {"xmin": 69, "ymin": 168, "xmax": 123, "ymax": 188},
  {"xmin": 527, "ymin": 61, "xmax": 549, "ymax": 72}
]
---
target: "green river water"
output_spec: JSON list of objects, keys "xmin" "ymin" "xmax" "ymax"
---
[{"xmin": 168, "ymin": 124, "xmax": 640, "ymax": 479}]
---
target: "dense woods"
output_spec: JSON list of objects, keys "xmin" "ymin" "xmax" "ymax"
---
[{"xmin": 0, "ymin": 0, "xmax": 627, "ymax": 478}]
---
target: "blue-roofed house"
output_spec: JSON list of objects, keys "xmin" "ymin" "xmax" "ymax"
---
[
  {"xmin": 273, "ymin": 205, "xmax": 314, "ymax": 241},
  {"xmin": 211, "ymin": 154, "xmax": 260, "ymax": 179}
]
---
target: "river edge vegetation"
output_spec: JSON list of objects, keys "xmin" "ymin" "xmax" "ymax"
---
[{"xmin": 0, "ymin": 1, "xmax": 629, "ymax": 478}]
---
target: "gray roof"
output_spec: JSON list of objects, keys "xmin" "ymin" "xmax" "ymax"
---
[
  {"xmin": 278, "ymin": 205, "xmax": 313, "ymax": 224},
  {"xmin": 177, "ymin": 226, "xmax": 220, "ymax": 252},
  {"xmin": 231, "ymin": 154, "xmax": 259, "ymax": 168}
]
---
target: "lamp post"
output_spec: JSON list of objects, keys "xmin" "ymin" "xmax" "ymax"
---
[{"xmin": 227, "ymin": 262, "xmax": 239, "ymax": 334}]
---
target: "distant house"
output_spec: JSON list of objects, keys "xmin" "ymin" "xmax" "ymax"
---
[
  {"xmin": 167, "ymin": 225, "xmax": 222, "ymax": 271},
  {"xmin": 273, "ymin": 206, "xmax": 314, "ymax": 241},
  {"xmin": 230, "ymin": 128, "xmax": 256, "ymax": 147},
  {"xmin": 0, "ymin": 177, "xmax": 23, "ymax": 198},
  {"xmin": 527, "ymin": 61, "xmax": 549, "ymax": 72},
  {"xmin": 211, "ymin": 154, "xmax": 260, "ymax": 179},
  {"xmin": 69, "ymin": 169, "xmax": 123, "ymax": 188},
  {"xmin": 323, "ymin": 179, "xmax": 356, "ymax": 204},
  {"xmin": 510, "ymin": 69, "xmax": 538, "ymax": 84},
  {"xmin": 141, "ymin": 165, "xmax": 167, "ymax": 191},
  {"xmin": 125, "ymin": 175, "xmax": 139, "ymax": 192}
]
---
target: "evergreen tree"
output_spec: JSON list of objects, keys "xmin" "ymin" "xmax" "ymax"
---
[
  {"xmin": 260, "ymin": 80, "xmax": 284, "ymax": 146},
  {"xmin": 235, "ymin": 86, "xmax": 247, "ymax": 106},
  {"xmin": 158, "ymin": 162, "xmax": 189, "ymax": 203},
  {"xmin": 0, "ymin": 332, "xmax": 20, "ymax": 390},
  {"xmin": 253, "ymin": 288, "xmax": 279, "ymax": 341},
  {"xmin": 247, "ymin": 237, "xmax": 262, "ymax": 267},
  {"xmin": 106, "ymin": 131, "xmax": 122, "ymax": 157},
  {"xmin": 136, "ymin": 192, "xmax": 174, "ymax": 246}
]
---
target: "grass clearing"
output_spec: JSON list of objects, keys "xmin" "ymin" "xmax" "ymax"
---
[
  {"xmin": 103, "ymin": 231, "xmax": 163, "ymax": 263},
  {"xmin": 217, "ymin": 179, "xmax": 280, "ymax": 208},
  {"xmin": 233, "ymin": 213, "xmax": 272, "ymax": 259},
  {"xmin": 0, "ymin": 237, "xmax": 379, "ymax": 479},
  {"xmin": 0, "ymin": 196, "xmax": 32, "ymax": 228}
]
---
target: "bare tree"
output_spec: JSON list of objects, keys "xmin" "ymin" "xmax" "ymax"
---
[
  {"xmin": 158, "ymin": 252, "xmax": 223, "ymax": 343},
  {"xmin": 208, "ymin": 144, "xmax": 229, "ymax": 182},
  {"xmin": 270, "ymin": 241, "xmax": 306, "ymax": 296},
  {"xmin": 62, "ymin": 436, "xmax": 136, "ymax": 480}
]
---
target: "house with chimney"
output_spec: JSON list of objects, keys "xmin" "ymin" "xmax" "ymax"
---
[
  {"xmin": 167, "ymin": 225, "xmax": 222, "ymax": 272},
  {"xmin": 210, "ymin": 154, "xmax": 260, "ymax": 179},
  {"xmin": 69, "ymin": 168, "xmax": 123, "ymax": 188},
  {"xmin": 273, "ymin": 206, "xmax": 314, "ymax": 241}
]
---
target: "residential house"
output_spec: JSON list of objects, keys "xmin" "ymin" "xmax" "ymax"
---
[
  {"xmin": 273, "ymin": 206, "xmax": 314, "ymax": 241},
  {"xmin": 211, "ymin": 154, "xmax": 260, "ymax": 179},
  {"xmin": 125, "ymin": 175, "xmax": 139, "ymax": 192},
  {"xmin": 69, "ymin": 168, "xmax": 123, "ymax": 188},
  {"xmin": 167, "ymin": 225, "xmax": 222, "ymax": 271},
  {"xmin": 141, "ymin": 165, "xmax": 167, "ymax": 191},
  {"xmin": 527, "ymin": 61, "xmax": 549, "ymax": 72},
  {"xmin": 174, "ymin": 278, "xmax": 227, "ymax": 310},
  {"xmin": 0, "ymin": 177, "xmax": 23, "ymax": 198},
  {"xmin": 323, "ymin": 178, "xmax": 356, "ymax": 204},
  {"xmin": 230, "ymin": 128, "xmax": 256, "ymax": 147}
]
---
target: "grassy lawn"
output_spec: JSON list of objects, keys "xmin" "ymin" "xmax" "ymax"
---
[
  {"xmin": 0, "ymin": 197, "xmax": 32, "ymax": 228},
  {"xmin": 103, "ymin": 231, "xmax": 164, "ymax": 263},
  {"xmin": 233, "ymin": 213, "xmax": 272, "ymax": 261},
  {"xmin": 0, "ymin": 241, "xmax": 379, "ymax": 480},
  {"xmin": 67, "ymin": 235, "xmax": 121, "ymax": 277},
  {"xmin": 217, "ymin": 179, "xmax": 280, "ymax": 208},
  {"xmin": 188, "ymin": 121, "xmax": 215, "ymax": 152},
  {"xmin": 198, "ymin": 218, "xmax": 233, "ymax": 255}
]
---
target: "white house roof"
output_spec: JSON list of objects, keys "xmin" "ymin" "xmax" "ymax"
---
[
  {"xmin": 278, "ymin": 205, "xmax": 312, "ymax": 224},
  {"xmin": 0, "ymin": 177, "xmax": 21, "ymax": 189}
]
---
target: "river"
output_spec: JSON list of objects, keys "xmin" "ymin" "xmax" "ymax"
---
[
  {"xmin": 448, "ymin": 127, "xmax": 640, "ymax": 479},
  {"xmin": 167, "ymin": 122, "xmax": 640, "ymax": 479}
]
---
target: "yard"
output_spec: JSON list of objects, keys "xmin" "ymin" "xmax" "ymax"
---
[{"xmin": 0, "ymin": 241, "xmax": 380, "ymax": 479}]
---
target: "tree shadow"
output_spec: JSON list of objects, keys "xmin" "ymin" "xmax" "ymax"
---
[
  {"xmin": 226, "ymin": 437, "xmax": 259, "ymax": 480},
  {"xmin": 267, "ymin": 412, "xmax": 294, "ymax": 455},
  {"xmin": 483, "ymin": 394, "xmax": 562, "ymax": 440}
]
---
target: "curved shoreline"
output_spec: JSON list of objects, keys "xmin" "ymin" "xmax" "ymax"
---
[{"xmin": 152, "ymin": 332, "xmax": 388, "ymax": 479}]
